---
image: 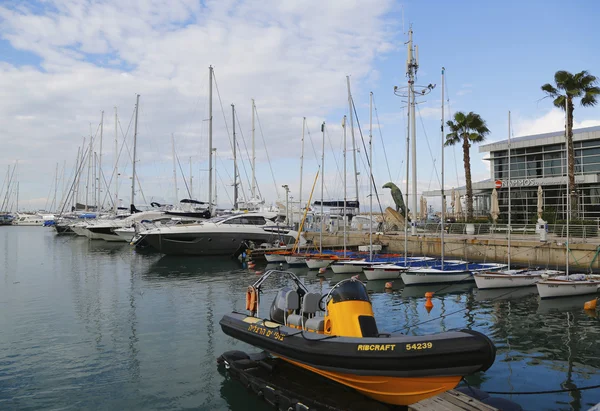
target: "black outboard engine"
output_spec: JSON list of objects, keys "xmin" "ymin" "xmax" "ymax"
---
[{"xmin": 270, "ymin": 287, "xmax": 293, "ymax": 324}]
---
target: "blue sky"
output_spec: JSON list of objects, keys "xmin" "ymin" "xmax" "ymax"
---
[{"xmin": 0, "ymin": 0, "xmax": 599, "ymax": 212}]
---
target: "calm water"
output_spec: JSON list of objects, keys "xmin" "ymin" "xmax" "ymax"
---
[{"xmin": 1, "ymin": 227, "xmax": 599, "ymax": 411}]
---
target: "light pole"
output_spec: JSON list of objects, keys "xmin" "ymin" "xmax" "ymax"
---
[{"xmin": 282, "ymin": 184, "xmax": 289, "ymax": 225}]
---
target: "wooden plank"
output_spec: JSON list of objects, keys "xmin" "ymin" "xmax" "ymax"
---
[{"xmin": 409, "ymin": 390, "xmax": 498, "ymax": 411}]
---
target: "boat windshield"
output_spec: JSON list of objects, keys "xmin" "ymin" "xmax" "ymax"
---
[
  {"xmin": 206, "ymin": 215, "xmax": 230, "ymax": 223},
  {"xmin": 330, "ymin": 281, "xmax": 370, "ymax": 304}
]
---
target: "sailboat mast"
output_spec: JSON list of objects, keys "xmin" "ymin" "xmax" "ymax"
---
[
  {"xmin": 131, "ymin": 94, "xmax": 140, "ymax": 212},
  {"xmin": 404, "ymin": 50, "xmax": 411, "ymax": 261},
  {"xmin": 171, "ymin": 133, "xmax": 178, "ymax": 204},
  {"xmin": 343, "ymin": 115, "xmax": 347, "ymax": 257},
  {"xmin": 98, "ymin": 110, "xmax": 103, "ymax": 211},
  {"xmin": 114, "ymin": 107, "xmax": 118, "ymax": 214},
  {"xmin": 565, "ymin": 98, "xmax": 570, "ymax": 276},
  {"xmin": 299, "ymin": 117, "xmax": 305, "ymax": 220},
  {"xmin": 86, "ymin": 125, "xmax": 92, "ymax": 211},
  {"xmin": 208, "ymin": 66, "xmax": 213, "ymax": 214},
  {"xmin": 441, "ymin": 68, "xmax": 445, "ymax": 269},
  {"xmin": 508, "ymin": 111, "xmax": 512, "ymax": 270},
  {"xmin": 189, "ymin": 157, "xmax": 193, "ymax": 199},
  {"xmin": 251, "ymin": 99, "xmax": 256, "ymax": 199},
  {"xmin": 75, "ymin": 138, "xmax": 84, "ymax": 208},
  {"xmin": 408, "ymin": 28, "xmax": 418, "ymax": 235},
  {"xmin": 369, "ymin": 92, "xmax": 374, "ymax": 261},
  {"xmin": 346, "ymin": 76, "xmax": 359, "ymax": 214},
  {"xmin": 320, "ymin": 121, "xmax": 325, "ymax": 255},
  {"xmin": 232, "ymin": 104, "xmax": 238, "ymax": 209}
]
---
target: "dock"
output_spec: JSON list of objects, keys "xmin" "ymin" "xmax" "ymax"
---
[
  {"xmin": 410, "ymin": 390, "xmax": 499, "ymax": 411},
  {"xmin": 307, "ymin": 230, "xmax": 600, "ymax": 271}
]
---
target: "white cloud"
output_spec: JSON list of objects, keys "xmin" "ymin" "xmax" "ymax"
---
[
  {"xmin": 514, "ymin": 108, "xmax": 600, "ymax": 137},
  {"xmin": 0, "ymin": 0, "xmax": 395, "ymax": 210}
]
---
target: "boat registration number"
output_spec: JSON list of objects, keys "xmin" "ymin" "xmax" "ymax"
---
[
  {"xmin": 405, "ymin": 342, "xmax": 433, "ymax": 351},
  {"xmin": 247, "ymin": 324, "xmax": 285, "ymax": 341}
]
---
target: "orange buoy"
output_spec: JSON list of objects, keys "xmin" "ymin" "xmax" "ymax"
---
[
  {"xmin": 255, "ymin": 271, "xmax": 263, "ymax": 275},
  {"xmin": 318, "ymin": 267, "xmax": 327, "ymax": 274},
  {"xmin": 384, "ymin": 282, "xmax": 393, "ymax": 289},
  {"xmin": 424, "ymin": 291, "xmax": 434, "ymax": 312},
  {"xmin": 584, "ymin": 298, "xmax": 597, "ymax": 311}
]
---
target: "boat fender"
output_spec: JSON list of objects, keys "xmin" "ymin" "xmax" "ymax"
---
[{"xmin": 246, "ymin": 286, "xmax": 258, "ymax": 315}]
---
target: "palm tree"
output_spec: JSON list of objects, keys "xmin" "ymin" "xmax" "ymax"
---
[
  {"xmin": 445, "ymin": 111, "xmax": 490, "ymax": 221},
  {"xmin": 541, "ymin": 70, "xmax": 600, "ymax": 220}
]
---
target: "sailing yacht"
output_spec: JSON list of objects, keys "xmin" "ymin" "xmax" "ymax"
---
[
  {"xmin": 536, "ymin": 100, "xmax": 600, "ymax": 298},
  {"xmin": 474, "ymin": 111, "xmax": 562, "ymax": 289}
]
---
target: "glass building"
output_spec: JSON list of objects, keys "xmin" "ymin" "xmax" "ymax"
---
[{"xmin": 425, "ymin": 125, "xmax": 600, "ymax": 223}]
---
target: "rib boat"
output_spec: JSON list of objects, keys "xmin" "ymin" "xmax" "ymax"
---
[{"xmin": 219, "ymin": 270, "xmax": 496, "ymax": 406}]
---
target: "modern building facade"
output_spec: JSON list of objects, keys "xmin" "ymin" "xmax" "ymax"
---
[{"xmin": 425, "ymin": 125, "xmax": 600, "ymax": 223}]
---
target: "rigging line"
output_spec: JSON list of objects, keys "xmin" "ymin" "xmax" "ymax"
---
[
  {"xmin": 176, "ymin": 153, "xmax": 192, "ymax": 199},
  {"xmin": 306, "ymin": 124, "xmax": 331, "ymax": 199},
  {"xmin": 416, "ymin": 104, "xmax": 441, "ymax": 188},
  {"xmin": 325, "ymin": 125, "xmax": 343, "ymax": 198},
  {"xmin": 444, "ymin": 72, "xmax": 461, "ymax": 187},
  {"xmin": 216, "ymin": 168, "xmax": 233, "ymax": 205},
  {"xmin": 117, "ymin": 112, "xmax": 147, "ymax": 205},
  {"xmin": 234, "ymin": 110, "xmax": 254, "ymax": 200},
  {"xmin": 351, "ymin": 97, "xmax": 387, "ymax": 220},
  {"xmin": 254, "ymin": 103, "xmax": 279, "ymax": 199},
  {"xmin": 212, "ymin": 72, "xmax": 234, "ymax": 154},
  {"xmin": 372, "ymin": 94, "xmax": 393, "ymax": 182}
]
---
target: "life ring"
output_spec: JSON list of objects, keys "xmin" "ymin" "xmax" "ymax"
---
[{"xmin": 246, "ymin": 286, "xmax": 258, "ymax": 314}]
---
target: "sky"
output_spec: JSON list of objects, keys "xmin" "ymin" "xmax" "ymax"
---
[{"xmin": 1, "ymin": 0, "xmax": 600, "ymax": 212}]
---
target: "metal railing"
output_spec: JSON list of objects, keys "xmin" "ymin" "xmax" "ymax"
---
[{"xmin": 418, "ymin": 223, "xmax": 599, "ymax": 240}]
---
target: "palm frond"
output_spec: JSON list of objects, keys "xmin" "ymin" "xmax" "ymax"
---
[
  {"xmin": 581, "ymin": 86, "xmax": 600, "ymax": 107},
  {"xmin": 541, "ymin": 83, "xmax": 559, "ymax": 97},
  {"xmin": 444, "ymin": 132, "xmax": 460, "ymax": 146},
  {"xmin": 552, "ymin": 95, "xmax": 566, "ymax": 110},
  {"xmin": 554, "ymin": 70, "xmax": 573, "ymax": 90}
]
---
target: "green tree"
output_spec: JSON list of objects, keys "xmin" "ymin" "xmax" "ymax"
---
[
  {"xmin": 541, "ymin": 70, "xmax": 600, "ymax": 219},
  {"xmin": 445, "ymin": 111, "xmax": 490, "ymax": 220}
]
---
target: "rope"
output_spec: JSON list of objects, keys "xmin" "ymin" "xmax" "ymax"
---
[
  {"xmin": 254, "ymin": 104, "xmax": 280, "ymax": 199},
  {"xmin": 462, "ymin": 378, "xmax": 600, "ymax": 395},
  {"xmin": 372, "ymin": 94, "xmax": 393, "ymax": 182}
]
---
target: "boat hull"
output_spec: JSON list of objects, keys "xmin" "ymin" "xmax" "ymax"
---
[
  {"xmin": 219, "ymin": 313, "xmax": 496, "ymax": 406},
  {"xmin": 284, "ymin": 255, "xmax": 307, "ymax": 266},
  {"xmin": 305, "ymin": 258, "xmax": 333, "ymax": 269},
  {"xmin": 364, "ymin": 266, "xmax": 404, "ymax": 281},
  {"xmin": 536, "ymin": 280, "xmax": 600, "ymax": 299},
  {"xmin": 474, "ymin": 273, "xmax": 542, "ymax": 289},
  {"xmin": 331, "ymin": 261, "xmax": 367, "ymax": 274},
  {"xmin": 143, "ymin": 230, "xmax": 298, "ymax": 256},
  {"xmin": 265, "ymin": 252, "xmax": 288, "ymax": 263}
]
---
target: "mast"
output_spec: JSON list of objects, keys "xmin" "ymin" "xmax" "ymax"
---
[
  {"xmin": 299, "ymin": 117, "xmax": 305, "ymax": 219},
  {"xmin": 369, "ymin": 92, "xmax": 374, "ymax": 261},
  {"xmin": 86, "ymin": 125, "xmax": 92, "ymax": 211},
  {"xmin": 16, "ymin": 181, "xmax": 19, "ymax": 213},
  {"xmin": 408, "ymin": 28, "xmax": 418, "ymax": 235},
  {"xmin": 189, "ymin": 157, "xmax": 193, "ymax": 199},
  {"xmin": 342, "ymin": 115, "xmax": 347, "ymax": 257},
  {"xmin": 52, "ymin": 162, "xmax": 58, "ymax": 212},
  {"xmin": 232, "ymin": 104, "xmax": 238, "ymax": 209},
  {"xmin": 320, "ymin": 121, "xmax": 325, "ymax": 255},
  {"xmin": 565, "ymin": 97, "xmax": 570, "ymax": 277},
  {"xmin": 441, "ymin": 68, "xmax": 445, "ymax": 269},
  {"xmin": 404, "ymin": 73, "xmax": 410, "ymax": 261},
  {"xmin": 214, "ymin": 149, "xmax": 218, "ymax": 207},
  {"xmin": 131, "ymin": 94, "xmax": 140, "ymax": 212},
  {"xmin": 171, "ymin": 133, "xmax": 178, "ymax": 204},
  {"xmin": 508, "ymin": 111, "xmax": 512, "ymax": 270},
  {"xmin": 98, "ymin": 110, "xmax": 103, "ymax": 210},
  {"xmin": 114, "ymin": 107, "xmax": 118, "ymax": 214},
  {"xmin": 346, "ymin": 76, "xmax": 359, "ymax": 214},
  {"xmin": 75, "ymin": 138, "xmax": 84, "ymax": 209},
  {"xmin": 208, "ymin": 66, "xmax": 213, "ymax": 214},
  {"xmin": 251, "ymin": 98, "xmax": 256, "ymax": 199}
]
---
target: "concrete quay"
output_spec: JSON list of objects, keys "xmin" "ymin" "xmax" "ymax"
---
[{"xmin": 305, "ymin": 231, "xmax": 600, "ymax": 272}]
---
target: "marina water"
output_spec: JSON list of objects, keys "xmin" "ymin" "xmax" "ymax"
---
[{"xmin": 1, "ymin": 227, "xmax": 599, "ymax": 410}]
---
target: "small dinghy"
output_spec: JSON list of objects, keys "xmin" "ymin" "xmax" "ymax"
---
[{"xmin": 219, "ymin": 270, "xmax": 496, "ymax": 406}]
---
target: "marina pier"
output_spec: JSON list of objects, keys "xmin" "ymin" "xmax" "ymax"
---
[{"xmin": 307, "ymin": 227, "xmax": 600, "ymax": 271}]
